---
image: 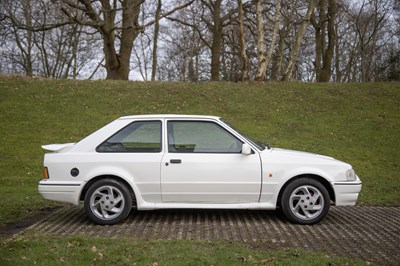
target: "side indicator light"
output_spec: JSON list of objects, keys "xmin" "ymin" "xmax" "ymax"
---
[{"xmin": 44, "ymin": 167, "xmax": 49, "ymax": 180}]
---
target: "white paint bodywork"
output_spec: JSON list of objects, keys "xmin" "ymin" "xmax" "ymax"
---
[{"xmin": 39, "ymin": 114, "xmax": 362, "ymax": 210}]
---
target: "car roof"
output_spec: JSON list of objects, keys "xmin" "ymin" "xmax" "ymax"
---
[{"xmin": 118, "ymin": 114, "xmax": 221, "ymax": 120}]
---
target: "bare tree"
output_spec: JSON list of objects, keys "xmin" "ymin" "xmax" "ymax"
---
[
  {"xmin": 151, "ymin": 0, "xmax": 162, "ymax": 81},
  {"xmin": 255, "ymin": 0, "xmax": 281, "ymax": 81},
  {"xmin": 353, "ymin": 0, "xmax": 391, "ymax": 81},
  {"xmin": 0, "ymin": 0, "xmax": 98, "ymax": 79},
  {"xmin": 158, "ymin": 23, "xmax": 203, "ymax": 81},
  {"xmin": 270, "ymin": 0, "xmax": 298, "ymax": 81},
  {"xmin": 311, "ymin": 0, "xmax": 337, "ymax": 82},
  {"xmin": 237, "ymin": 0, "xmax": 249, "ymax": 81},
  {"xmin": 1, "ymin": 0, "xmax": 34, "ymax": 77},
  {"xmin": 282, "ymin": 0, "xmax": 317, "ymax": 81},
  {"xmin": 169, "ymin": 0, "xmax": 237, "ymax": 81},
  {"xmin": 1, "ymin": 0, "xmax": 398, "ymax": 82},
  {"xmin": 61, "ymin": 0, "xmax": 193, "ymax": 80},
  {"xmin": 201, "ymin": 0, "xmax": 237, "ymax": 81}
]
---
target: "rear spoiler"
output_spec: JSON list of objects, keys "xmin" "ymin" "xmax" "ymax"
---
[{"xmin": 42, "ymin": 143, "xmax": 75, "ymax": 153}]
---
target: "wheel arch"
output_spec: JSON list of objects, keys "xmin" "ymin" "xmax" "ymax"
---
[
  {"xmin": 80, "ymin": 175, "xmax": 137, "ymax": 207},
  {"xmin": 276, "ymin": 174, "xmax": 335, "ymax": 207}
]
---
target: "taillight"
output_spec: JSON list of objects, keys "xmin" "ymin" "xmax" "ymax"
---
[{"xmin": 44, "ymin": 167, "xmax": 49, "ymax": 179}]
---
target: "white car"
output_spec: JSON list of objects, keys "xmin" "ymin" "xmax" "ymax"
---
[{"xmin": 39, "ymin": 114, "xmax": 362, "ymax": 225}]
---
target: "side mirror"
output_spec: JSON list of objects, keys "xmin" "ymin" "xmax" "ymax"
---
[{"xmin": 241, "ymin": 143, "xmax": 252, "ymax": 155}]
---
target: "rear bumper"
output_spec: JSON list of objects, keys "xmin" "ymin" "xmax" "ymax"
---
[
  {"xmin": 333, "ymin": 178, "xmax": 362, "ymax": 206},
  {"xmin": 38, "ymin": 180, "xmax": 83, "ymax": 205}
]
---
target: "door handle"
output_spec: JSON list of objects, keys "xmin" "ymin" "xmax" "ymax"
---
[{"xmin": 170, "ymin": 159, "xmax": 182, "ymax": 164}]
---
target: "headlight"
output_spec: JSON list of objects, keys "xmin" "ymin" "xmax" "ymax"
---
[{"xmin": 346, "ymin": 169, "xmax": 356, "ymax": 181}]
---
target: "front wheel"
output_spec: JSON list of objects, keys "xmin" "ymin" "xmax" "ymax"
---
[
  {"xmin": 280, "ymin": 178, "xmax": 330, "ymax": 225},
  {"xmin": 84, "ymin": 178, "xmax": 132, "ymax": 225}
]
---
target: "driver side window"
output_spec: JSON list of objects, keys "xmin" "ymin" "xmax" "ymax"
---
[{"xmin": 167, "ymin": 121, "xmax": 242, "ymax": 153}]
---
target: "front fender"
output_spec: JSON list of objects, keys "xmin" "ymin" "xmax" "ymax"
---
[{"xmin": 261, "ymin": 167, "xmax": 334, "ymax": 206}]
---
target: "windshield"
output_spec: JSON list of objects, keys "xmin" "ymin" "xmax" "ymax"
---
[{"xmin": 219, "ymin": 118, "xmax": 265, "ymax": 151}]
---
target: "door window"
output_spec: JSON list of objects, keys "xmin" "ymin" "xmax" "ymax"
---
[{"xmin": 167, "ymin": 121, "xmax": 242, "ymax": 153}]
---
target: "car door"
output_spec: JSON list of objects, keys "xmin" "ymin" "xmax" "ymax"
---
[{"xmin": 161, "ymin": 120, "xmax": 262, "ymax": 203}]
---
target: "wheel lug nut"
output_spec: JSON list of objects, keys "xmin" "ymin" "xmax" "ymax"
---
[
  {"xmin": 101, "ymin": 201, "xmax": 104, "ymax": 204},
  {"xmin": 106, "ymin": 197, "xmax": 109, "ymax": 200},
  {"xmin": 106, "ymin": 206, "xmax": 109, "ymax": 208},
  {"xmin": 110, "ymin": 201, "xmax": 114, "ymax": 204}
]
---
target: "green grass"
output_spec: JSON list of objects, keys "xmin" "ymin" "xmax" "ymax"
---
[
  {"xmin": 0, "ymin": 237, "xmax": 370, "ymax": 265},
  {"xmin": 0, "ymin": 77, "xmax": 396, "ymax": 265},
  {"xmin": 0, "ymin": 77, "xmax": 399, "ymax": 225}
]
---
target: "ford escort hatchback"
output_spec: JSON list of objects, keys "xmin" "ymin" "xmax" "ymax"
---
[{"xmin": 39, "ymin": 115, "xmax": 362, "ymax": 225}]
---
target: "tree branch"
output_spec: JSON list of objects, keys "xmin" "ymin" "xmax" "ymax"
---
[
  {"xmin": 3, "ymin": 12, "xmax": 76, "ymax": 32},
  {"xmin": 138, "ymin": 0, "xmax": 194, "ymax": 29},
  {"xmin": 167, "ymin": 16, "xmax": 211, "ymax": 49},
  {"xmin": 60, "ymin": 7, "xmax": 98, "ymax": 28}
]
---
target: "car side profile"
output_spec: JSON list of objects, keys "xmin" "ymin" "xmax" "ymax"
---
[{"xmin": 39, "ymin": 114, "xmax": 362, "ymax": 225}]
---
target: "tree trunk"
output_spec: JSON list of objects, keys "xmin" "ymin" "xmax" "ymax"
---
[
  {"xmin": 188, "ymin": 29, "xmax": 198, "ymax": 82},
  {"xmin": 100, "ymin": 0, "xmax": 143, "ymax": 80},
  {"xmin": 256, "ymin": 0, "xmax": 281, "ymax": 81},
  {"xmin": 334, "ymin": 23, "xmax": 341, "ymax": 82},
  {"xmin": 319, "ymin": 0, "xmax": 336, "ymax": 82},
  {"xmin": 272, "ymin": 2, "xmax": 296, "ymax": 81},
  {"xmin": 311, "ymin": 0, "xmax": 323, "ymax": 81},
  {"xmin": 151, "ymin": 0, "xmax": 162, "ymax": 81},
  {"xmin": 255, "ymin": 0, "xmax": 266, "ymax": 81},
  {"xmin": 237, "ymin": 0, "xmax": 248, "ymax": 81},
  {"xmin": 271, "ymin": 30, "xmax": 285, "ymax": 81},
  {"xmin": 188, "ymin": 56, "xmax": 196, "ymax": 81},
  {"xmin": 210, "ymin": 0, "xmax": 223, "ymax": 81},
  {"xmin": 102, "ymin": 31, "xmax": 122, "ymax": 80},
  {"xmin": 265, "ymin": 0, "xmax": 281, "ymax": 78},
  {"xmin": 62, "ymin": 0, "xmax": 192, "ymax": 80},
  {"xmin": 282, "ymin": 0, "xmax": 317, "ymax": 81},
  {"xmin": 115, "ymin": 0, "xmax": 141, "ymax": 80},
  {"xmin": 21, "ymin": 0, "xmax": 33, "ymax": 77},
  {"xmin": 195, "ymin": 50, "xmax": 199, "ymax": 81}
]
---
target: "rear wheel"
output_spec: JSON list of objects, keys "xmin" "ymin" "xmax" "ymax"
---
[
  {"xmin": 84, "ymin": 178, "xmax": 132, "ymax": 225},
  {"xmin": 280, "ymin": 178, "xmax": 330, "ymax": 225}
]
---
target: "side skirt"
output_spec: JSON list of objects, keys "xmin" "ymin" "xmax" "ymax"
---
[{"xmin": 136, "ymin": 202, "xmax": 276, "ymax": 211}]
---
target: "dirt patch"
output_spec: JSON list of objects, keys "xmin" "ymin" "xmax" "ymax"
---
[{"xmin": 0, "ymin": 206, "xmax": 60, "ymax": 237}]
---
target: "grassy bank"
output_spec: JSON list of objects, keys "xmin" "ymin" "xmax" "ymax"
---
[
  {"xmin": 0, "ymin": 237, "xmax": 368, "ymax": 265},
  {"xmin": 0, "ymin": 76, "xmax": 399, "ymax": 224}
]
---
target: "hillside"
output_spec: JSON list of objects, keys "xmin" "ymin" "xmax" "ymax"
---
[{"xmin": 0, "ymin": 76, "xmax": 399, "ymax": 223}]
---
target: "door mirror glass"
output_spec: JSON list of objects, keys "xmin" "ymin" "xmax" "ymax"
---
[{"xmin": 242, "ymin": 143, "xmax": 252, "ymax": 155}]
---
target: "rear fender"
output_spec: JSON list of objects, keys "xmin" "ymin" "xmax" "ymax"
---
[{"xmin": 83, "ymin": 166, "xmax": 149, "ymax": 209}]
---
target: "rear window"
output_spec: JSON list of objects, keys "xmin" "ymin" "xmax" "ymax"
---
[{"xmin": 96, "ymin": 121, "xmax": 162, "ymax": 153}]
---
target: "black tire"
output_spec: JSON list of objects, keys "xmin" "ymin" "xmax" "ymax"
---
[
  {"xmin": 84, "ymin": 178, "xmax": 132, "ymax": 225},
  {"xmin": 280, "ymin": 178, "xmax": 330, "ymax": 225}
]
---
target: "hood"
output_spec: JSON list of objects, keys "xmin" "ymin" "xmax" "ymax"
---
[
  {"xmin": 270, "ymin": 148, "xmax": 335, "ymax": 160},
  {"xmin": 261, "ymin": 147, "xmax": 351, "ymax": 168}
]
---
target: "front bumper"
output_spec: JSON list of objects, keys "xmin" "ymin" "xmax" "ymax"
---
[
  {"xmin": 333, "ymin": 177, "xmax": 362, "ymax": 206},
  {"xmin": 38, "ymin": 180, "xmax": 83, "ymax": 205}
]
